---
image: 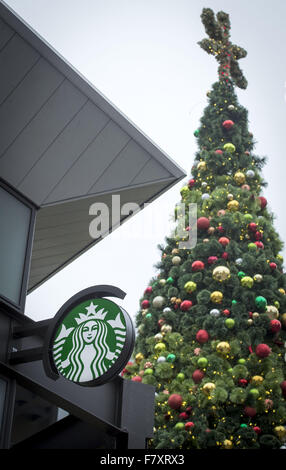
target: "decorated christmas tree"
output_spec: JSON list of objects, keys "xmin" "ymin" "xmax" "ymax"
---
[{"xmin": 123, "ymin": 8, "xmax": 286, "ymax": 449}]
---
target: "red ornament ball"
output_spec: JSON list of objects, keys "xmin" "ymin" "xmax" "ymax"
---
[
  {"xmin": 215, "ymin": 149, "xmax": 223, "ymax": 155},
  {"xmin": 168, "ymin": 394, "xmax": 183, "ymax": 410},
  {"xmin": 218, "ymin": 237, "xmax": 230, "ymax": 246},
  {"xmin": 141, "ymin": 300, "xmax": 149, "ymax": 309},
  {"xmin": 248, "ymin": 222, "xmax": 257, "ymax": 232},
  {"xmin": 258, "ymin": 196, "xmax": 267, "ymax": 209},
  {"xmin": 179, "ymin": 412, "xmax": 189, "ymax": 420},
  {"xmin": 186, "ymin": 406, "xmax": 192, "ymax": 415},
  {"xmin": 221, "ymin": 252, "xmax": 228, "ymax": 260},
  {"xmin": 244, "ymin": 406, "xmax": 257, "ymax": 417},
  {"xmin": 217, "ymin": 226, "xmax": 225, "ymax": 233},
  {"xmin": 180, "ymin": 300, "xmax": 193, "ymax": 311},
  {"xmin": 269, "ymin": 262, "xmax": 277, "ymax": 270},
  {"xmin": 208, "ymin": 256, "xmax": 218, "ymax": 265},
  {"xmin": 255, "ymin": 241, "xmax": 264, "ymax": 249},
  {"xmin": 185, "ymin": 422, "xmax": 195, "ymax": 431},
  {"xmin": 192, "ymin": 369, "xmax": 205, "ymax": 384},
  {"xmin": 222, "ymin": 120, "xmax": 234, "ymax": 130},
  {"xmin": 270, "ymin": 319, "xmax": 281, "ymax": 332},
  {"xmin": 188, "ymin": 179, "xmax": 196, "ymax": 189},
  {"xmin": 197, "ymin": 217, "xmax": 210, "ymax": 230},
  {"xmin": 196, "ymin": 329, "xmax": 209, "ymax": 344},
  {"xmin": 223, "ymin": 309, "xmax": 230, "ymax": 316},
  {"xmin": 239, "ymin": 379, "xmax": 248, "ymax": 387},
  {"xmin": 144, "ymin": 286, "xmax": 152, "ymax": 294},
  {"xmin": 192, "ymin": 260, "xmax": 205, "ymax": 271},
  {"xmin": 132, "ymin": 376, "xmax": 142, "ymax": 382},
  {"xmin": 280, "ymin": 381, "xmax": 286, "ymax": 397},
  {"xmin": 256, "ymin": 343, "xmax": 271, "ymax": 358},
  {"xmin": 158, "ymin": 318, "xmax": 165, "ymax": 327},
  {"xmin": 253, "ymin": 426, "xmax": 261, "ymax": 435},
  {"xmin": 255, "ymin": 231, "xmax": 262, "ymax": 240}
]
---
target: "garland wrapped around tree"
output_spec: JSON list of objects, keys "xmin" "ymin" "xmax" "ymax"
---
[{"xmin": 123, "ymin": 8, "xmax": 286, "ymax": 449}]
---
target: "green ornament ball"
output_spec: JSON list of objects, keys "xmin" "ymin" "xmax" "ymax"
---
[
  {"xmin": 232, "ymin": 300, "xmax": 237, "ymax": 305},
  {"xmin": 255, "ymin": 296, "xmax": 267, "ymax": 311},
  {"xmin": 166, "ymin": 354, "xmax": 176, "ymax": 363},
  {"xmin": 177, "ymin": 373, "xmax": 185, "ymax": 381},
  {"xmin": 166, "ymin": 277, "xmax": 174, "ymax": 284},
  {"xmin": 197, "ymin": 357, "xmax": 208, "ymax": 368},
  {"xmin": 146, "ymin": 313, "xmax": 152, "ymax": 319},
  {"xmin": 144, "ymin": 368, "xmax": 153, "ymax": 375},
  {"xmin": 249, "ymin": 388, "xmax": 259, "ymax": 398},
  {"xmin": 244, "ymin": 214, "xmax": 253, "ymax": 222},
  {"xmin": 240, "ymin": 424, "xmax": 248, "ymax": 428},
  {"xmin": 238, "ymin": 358, "xmax": 246, "ymax": 364},
  {"xmin": 194, "ymin": 129, "xmax": 200, "ymax": 137},
  {"xmin": 175, "ymin": 422, "xmax": 185, "ymax": 430},
  {"xmin": 248, "ymin": 242, "xmax": 257, "ymax": 252},
  {"xmin": 180, "ymin": 186, "xmax": 190, "ymax": 199},
  {"xmin": 225, "ymin": 318, "xmax": 235, "ymax": 329},
  {"xmin": 237, "ymin": 271, "xmax": 246, "ymax": 279}
]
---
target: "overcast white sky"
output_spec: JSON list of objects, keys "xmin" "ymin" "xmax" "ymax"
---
[{"xmin": 5, "ymin": 0, "xmax": 286, "ymax": 323}]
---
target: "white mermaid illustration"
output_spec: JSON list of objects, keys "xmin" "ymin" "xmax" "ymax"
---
[{"xmin": 52, "ymin": 301, "xmax": 126, "ymax": 383}]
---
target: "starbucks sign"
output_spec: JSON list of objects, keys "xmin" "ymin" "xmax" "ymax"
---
[{"xmin": 43, "ymin": 285, "xmax": 135, "ymax": 386}]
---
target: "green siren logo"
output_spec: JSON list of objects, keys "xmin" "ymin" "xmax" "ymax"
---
[{"xmin": 52, "ymin": 298, "xmax": 128, "ymax": 384}]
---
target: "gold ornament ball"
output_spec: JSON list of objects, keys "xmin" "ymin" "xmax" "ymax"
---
[
  {"xmin": 176, "ymin": 298, "xmax": 182, "ymax": 305},
  {"xmin": 251, "ymin": 375, "xmax": 264, "ymax": 385},
  {"xmin": 212, "ymin": 266, "xmax": 230, "ymax": 282},
  {"xmin": 208, "ymin": 226, "xmax": 215, "ymax": 235},
  {"xmin": 223, "ymin": 439, "xmax": 233, "ymax": 449},
  {"xmin": 277, "ymin": 254, "xmax": 284, "ymax": 262},
  {"xmin": 184, "ymin": 281, "xmax": 197, "ymax": 293},
  {"xmin": 279, "ymin": 288, "xmax": 286, "ymax": 295},
  {"xmin": 241, "ymin": 276, "xmax": 254, "ymax": 288},
  {"xmin": 172, "ymin": 248, "xmax": 179, "ymax": 255},
  {"xmin": 159, "ymin": 279, "xmax": 166, "ymax": 286},
  {"xmin": 170, "ymin": 297, "xmax": 177, "ymax": 304},
  {"xmin": 247, "ymin": 319, "xmax": 253, "ymax": 325},
  {"xmin": 274, "ymin": 300, "xmax": 280, "ymax": 309},
  {"xmin": 141, "ymin": 309, "xmax": 148, "ymax": 317},
  {"xmin": 266, "ymin": 305, "xmax": 279, "ymax": 320},
  {"xmin": 274, "ymin": 426, "xmax": 286, "ymax": 441},
  {"xmin": 172, "ymin": 256, "xmax": 181, "ymax": 266},
  {"xmin": 202, "ymin": 382, "xmax": 216, "ymax": 395},
  {"xmin": 227, "ymin": 200, "xmax": 239, "ymax": 211},
  {"xmin": 197, "ymin": 161, "xmax": 207, "ymax": 171},
  {"xmin": 252, "ymin": 312, "xmax": 260, "ymax": 319},
  {"xmin": 254, "ymin": 274, "xmax": 263, "ymax": 283},
  {"xmin": 216, "ymin": 341, "xmax": 231, "ymax": 354},
  {"xmin": 154, "ymin": 342, "xmax": 166, "ymax": 352},
  {"xmin": 281, "ymin": 313, "xmax": 286, "ymax": 327},
  {"xmin": 210, "ymin": 291, "xmax": 223, "ymax": 303},
  {"xmin": 234, "ymin": 171, "xmax": 246, "ymax": 185},
  {"xmin": 135, "ymin": 353, "xmax": 144, "ymax": 364}
]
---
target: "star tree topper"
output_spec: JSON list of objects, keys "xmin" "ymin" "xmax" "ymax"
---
[{"xmin": 198, "ymin": 8, "xmax": 248, "ymax": 89}]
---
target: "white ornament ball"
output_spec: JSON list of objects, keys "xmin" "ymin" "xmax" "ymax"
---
[
  {"xmin": 157, "ymin": 356, "xmax": 166, "ymax": 363},
  {"xmin": 154, "ymin": 333, "xmax": 163, "ymax": 341},
  {"xmin": 227, "ymin": 193, "xmax": 234, "ymax": 200},
  {"xmin": 201, "ymin": 182, "xmax": 208, "ymax": 188},
  {"xmin": 235, "ymin": 258, "xmax": 243, "ymax": 266},
  {"xmin": 246, "ymin": 170, "xmax": 255, "ymax": 179},
  {"xmin": 210, "ymin": 309, "xmax": 220, "ymax": 317},
  {"xmin": 163, "ymin": 307, "xmax": 172, "ymax": 313},
  {"xmin": 172, "ymin": 256, "xmax": 181, "ymax": 265},
  {"xmin": 202, "ymin": 193, "xmax": 210, "ymax": 201},
  {"xmin": 152, "ymin": 296, "xmax": 165, "ymax": 309},
  {"xmin": 228, "ymin": 104, "xmax": 235, "ymax": 111},
  {"xmin": 159, "ymin": 279, "xmax": 166, "ymax": 286}
]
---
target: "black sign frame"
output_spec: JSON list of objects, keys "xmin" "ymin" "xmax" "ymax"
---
[{"xmin": 43, "ymin": 285, "xmax": 135, "ymax": 387}]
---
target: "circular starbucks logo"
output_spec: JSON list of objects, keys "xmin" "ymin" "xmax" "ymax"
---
[{"xmin": 43, "ymin": 287, "xmax": 134, "ymax": 386}]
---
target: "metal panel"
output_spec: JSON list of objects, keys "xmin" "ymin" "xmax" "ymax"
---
[
  {"xmin": 43, "ymin": 120, "xmax": 130, "ymax": 205},
  {"xmin": 0, "ymin": 80, "xmax": 87, "ymax": 187},
  {"xmin": 0, "ymin": 16, "xmax": 14, "ymax": 50},
  {"xmin": 0, "ymin": 57, "xmax": 63, "ymax": 157},
  {"xmin": 19, "ymin": 101, "xmax": 110, "ymax": 206},
  {"xmin": 0, "ymin": 33, "xmax": 39, "ymax": 105},
  {"xmin": 89, "ymin": 139, "xmax": 151, "ymax": 195},
  {"xmin": 131, "ymin": 157, "xmax": 172, "ymax": 185}
]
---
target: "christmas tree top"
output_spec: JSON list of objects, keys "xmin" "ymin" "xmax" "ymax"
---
[{"xmin": 198, "ymin": 8, "xmax": 248, "ymax": 89}]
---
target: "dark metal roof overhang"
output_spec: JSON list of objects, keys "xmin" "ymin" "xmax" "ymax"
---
[{"xmin": 0, "ymin": 0, "xmax": 186, "ymax": 292}]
